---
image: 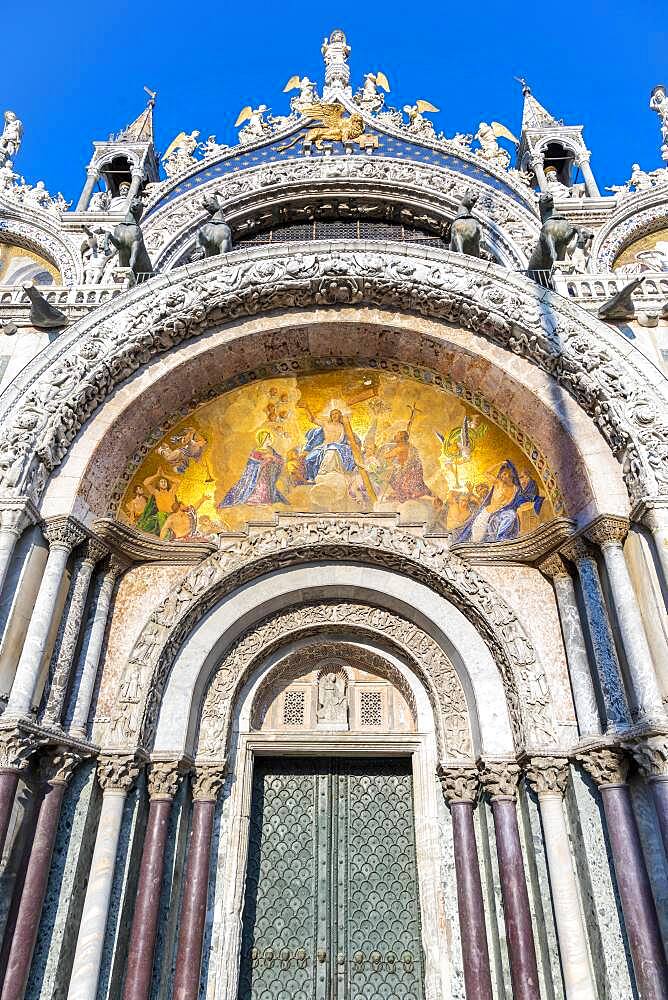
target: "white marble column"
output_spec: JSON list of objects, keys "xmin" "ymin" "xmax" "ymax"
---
[
  {"xmin": 561, "ymin": 537, "xmax": 630, "ymax": 732},
  {"xmin": 5, "ymin": 517, "xmax": 86, "ymax": 718},
  {"xmin": 67, "ymin": 755, "xmax": 140, "ymax": 1000},
  {"xmin": 575, "ymin": 151, "xmax": 600, "ymax": 197},
  {"xmin": 75, "ymin": 167, "xmax": 100, "ymax": 213},
  {"xmin": 586, "ymin": 517, "xmax": 665, "ymax": 726},
  {"xmin": 634, "ymin": 499, "xmax": 668, "ymax": 597},
  {"xmin": 0, "ymin": 499, "xmax": 37, "ymax": 602},
  {"xmin": 530, "ymin": 152, "xmax": 549, "ymax": 192},
  {"xmin": 67, "ymin": 556, "xmax": 127, "ymax": 738},
  {"xmin": 540, "ymin": 554, "xmax": 601, "ymax": 737},
  {"xmin": 41, "ymin": 539, "xmax": 108, "ymax": 728},
  {"xmin": 526, "ymin": 758, "xmax": 597, "ymax": 1000}
]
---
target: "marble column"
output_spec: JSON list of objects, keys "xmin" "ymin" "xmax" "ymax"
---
[
  {"xmin": 575, "ymin": 151, "xmax": 600, "ymax": 197},
  {"xmin": 628, "ymin": 736, "xmax": 668, "ymax": 856},
  {"xmin": 126, "ymin": 170, "xmax": 144, "ymax": 206},
  {"xmin": 41, "ymin": 539, "xmax": 108, "ymax": 728},
  {"xmin": 635, "ymin": 499, "xmax": 668, "ymax": 597},
  {"xmin": 67, "ymin": 755, "xmax": 140, "ymax": 1000},
  {"xmin": 530, "ymin": 152, "xmax": 549, "ymax": 192},
  {"xmin": 525, "ymin": 758, "xmax": 596, "ymax": 1000},
  {"xmin": 480, "ymin": 762, "xmax": 540, "ymax": 1000},
  {"xmin": 122, "ymin": 760, "xmax": 185, "ymax": 1000},
  {"xmin": 0, "ymin": 500, "xmax": 36, "ymax": 602},
  {"xmin": 67, "ymin": 555, "xmax": 127, "ymax": 738},
  {"xmin": 577, "ymin": 748, "xmax": 668, "ymax": 999},
  {"xmin": 173, "ymin": 764, "xmax": 225, "ymax": 1000},
  {"xmin": 1, "ymin": 749, "xmax": 81, "ymax": 1000},
  {"xmin": 0, "ymin": 728, "xmax": 32, "ymax": 859},
  {"xmin": 561, "ymin": 537, "xmax": 630, "ymax": 732},
  {"xmin": 438, "ymin": 766, "xmax": 493, "ymax": 1000},
  {"xmin": 539, "ymin": 554, "xmax": 602, "ymax": 737},
  {"xmin": 5, "ymin": 518, "xmax": 86, "ymax": 719},
  {"xmin": 586, "ymin": 517, "xmax": 665, "ymax": 725},
  {"xmin": 75, "ymin": 167, "xmax": 100, "ymax": 213}
]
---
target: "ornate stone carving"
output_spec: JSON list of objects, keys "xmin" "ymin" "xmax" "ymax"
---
[
  {"xmin": 538, "ymin": 552, "xmax": 570, "ymax": 579},
  {"xmin": 1, "ymin": 247, "xmax": 665, "ymax": 509},
  {"xmin": 196, "ymin": 601, "xmax": 472, "ymax": 759},
  {"xmin": 97, "ymin": 754, "xmax": 141, "ymax": 793},
  {"xmin": 625, "ymin": 736, "xmax": 668, "ymax": 780},
  {"xmin": 42, "ymin": 517, "xmax": 87, "ymax": 552},
  {"xmin": 39, "ymin": 748, "xmax": 82, "ymax": 786},
  {"xmin": 524, "ymin": 756, "xmax": 570, "ymax": 796},
  {"xmin": 192, "ymin": 763, "xmax": 226, "ymax": 801},
  {"xmin": 0, "ymin": 497, "xmax": 38, "ymax": 538},
  {"xmin": 585, "ymin": 515, "xmax": 629, "ymax": 548},
  {"xmin": 0, "ymin": 727, "xmax": 35, "ymax": 771},
  {"xmin": 576, "ymin": 747, "xmax": 630, "ymax": 787},
  {"xmin": 147, "ymin": 759, "xmax": 186, "ymax": 800},
  {"xmin": 560, "ymin": 536, "xmax": 594, "ymax": 564},
  {"xmin": 479, "ymin": 760, "xmax": 522, "ymax": 800},
  {"xmin": 438, "ymin": 765, "xmax": 479, "ymax": 803}
]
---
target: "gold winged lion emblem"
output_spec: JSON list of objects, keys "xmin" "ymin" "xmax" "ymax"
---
[{"xmin": 277, "ymin": 100, "xmax": 378, "ymax": 152}]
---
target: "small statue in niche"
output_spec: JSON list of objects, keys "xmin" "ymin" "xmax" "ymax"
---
[
  {"xmin": 195, "ymin": 194, "xmax": 233, "ymax": 257},
  {"xmin": 317, "ymin": 671, "xmax": 348, "ymax": 729},
  {"xmin": 449, "ymin": 190, "xmax": 482, "ymax": 257},
  {"xmin": 105, "ymin": 197, "xmax": 152, "ymax": 279},
  {"xmin": 527, "ymin": 192, "xmax": 578, "ymax": 275}
]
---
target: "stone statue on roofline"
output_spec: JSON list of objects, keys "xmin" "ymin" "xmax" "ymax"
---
[
  {"xmin": 650, "ymin": 84, "xmax": 668, "ymax": 161},
  {"xmin": 0, "ymin": 111, "xmax": 23, "ymax": 167}
]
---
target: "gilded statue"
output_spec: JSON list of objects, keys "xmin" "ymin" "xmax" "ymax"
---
[{"xmin": 277, "ymin": 101, "xmax": 376, "ymax": 152}]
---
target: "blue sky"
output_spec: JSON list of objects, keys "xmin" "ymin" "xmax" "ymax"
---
[{"xmin": 4, "ymin": 0, "xmax": 666, "ymax": 201}]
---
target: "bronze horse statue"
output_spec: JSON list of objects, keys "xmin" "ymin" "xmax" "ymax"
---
[
  {"xmin": 105, "ymin": 198, "xmax": 152, "ymax": 278},
  {"xmin": 528, "ymin": 192, "xmax": 578, "ymax": 275},
  {"xmin": 449, "ymin": 190, "xmax": 482, "ymax": 257},
  {"xmin": 196, "ymin": 195, "xmax": 233, "ymax": 257}
]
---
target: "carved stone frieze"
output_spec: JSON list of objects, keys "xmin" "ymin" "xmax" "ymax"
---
[
  {"xmin": 479, "ymin": 760, "xmax": 522, "ymax": 800},
  {"xmin": 0, "ymin": 727, "xmax": 36, "ymax": 771},
  {"xmin": 576, "ymin": 747, "xmax": 630, "ymax": 787},
  {"xmin": 96, "ymin": 753, "xmax": 141, "ymax": 793},
  {"xmin": 625, "ymin": 736, "xmax": 668, "ymax": 780},
  {"xmin": 438, "ymin": 765, "xmax": 480, "ymax": 803},
  {"xmin": 147, "ymin": 759, "xmax": 187, "ymax": 800},
  {"xmin": 524, "ymin": 756, "xmax": 570, "ymax": 797},
  {"xmin": 0, "ymin": 246, "xmax": 665, "ymax": 508},
  {"xmin": 101, "ymin": 524, "xmax": 556, "ymax": 754},
  {"xmin": 191, "ymin": 763, "xmax": 226, "ymax": 801}
]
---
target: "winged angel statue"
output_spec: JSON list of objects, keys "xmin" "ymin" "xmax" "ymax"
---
[
  {"xmin": 277, "ymin": 100, "xmax": 376, "ymax": 152},
  {"xmin": 162, "ymin": 130, "xmax": 200, "ymax": 177}
]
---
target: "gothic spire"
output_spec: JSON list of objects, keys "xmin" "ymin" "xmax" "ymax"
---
[
  {"xmin": 519, "ymin": 81, "xmax": 560, "ymax": 131},
  {"xmin": 118, "ymin": 89, "xmax": 156, "ymax": 143}
]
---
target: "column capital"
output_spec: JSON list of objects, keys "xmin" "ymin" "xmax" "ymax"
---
[
  {"xmin": 192, "ymin": 762, "xmax": 226, "ymax": 801},
  {"xmin": 147, "ymin": 758, "xmax": 188, "ymax": 800},
  {"xmin": 82, "ymin": 537, "xmax": 110, "ymax": 567},
  {"xmin": 575, "ymin": 150, "xmax": 591, "ymax": 166},
  {"xmin": 576, "ymin": 746, "xmax": 630, "ymax": 787},
  {"xmin": 0, "ymin": 497, "xmax": 39, "ymax": 537},
  {"xmin": 585, "ymin": 515, "xmax": 629, "ymax": 549},
  {"xmin": 632, "ymin": 497, "xmax": 668, "ymax": 532},
  {"xmin": 625, "ymin": 735, "xmax": 668, "ymax": 781},
  {"xmin": 560, "ymin": 535, "xmax": 595, "ymax": 563},
  {"xmin": 108, "ymin": 552, "xmax": 132, "ymax": 579},
  {"xmin": 438, "ymin": 764, "xmax": 479, "ymax": 803},
  {"xmin": 524, "ymin": 756, "xmax": 570, "ymax": 797},
  {"xmin": 42, "ymin": 516, "xmax": 87, "ymax": 553},
  {"xmin": 39, "ymin": 747, "xmax": 84, "ymax": 786},
  {"xmin": 0, "ymin": 727, "xmax": 36, "ymax": 773},
  {"xmin": 538, "ymin": 552, "xmax": 570, "ymax": 580},
  {"xmin": 97, "ymin": 753, "xmax": 142, "ymax": 794},
  {"xmin": 479, "ymin": 760, "xmax": 521, "ymax": 800}
]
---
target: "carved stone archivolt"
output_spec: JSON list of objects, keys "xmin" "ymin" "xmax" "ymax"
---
[
  {"xmin": 197, "ymin": 609, "xmax": 469, "ymax": 759},
  {"xmin": 102, "ymin": 521, "xmax": 557, "ymax": 755},
  {"xmin": 591, "ymin": 187, "xmax": 668, "ymax": 271},
  {"xmin": 0, "ymin": 206, "xmax": 80, "ymax": 284},
  {"xmin": 0, "ymin": 245, "xmax": 665, "ymax": 507}
]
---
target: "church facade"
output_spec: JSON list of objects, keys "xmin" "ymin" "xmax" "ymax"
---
[{"xmin": 0, "ymin": 29, "xmax": 667, "ymax": 1000}]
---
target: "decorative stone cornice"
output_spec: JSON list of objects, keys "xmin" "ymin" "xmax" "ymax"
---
[
  {"xmin": 0, "ymin": 727, "xmax": 37, "ymax": 772},
  {"xmin": 42, "ymin": 517, "xmax": 87, "ymax": 553},
  {"xmin": 147, "ymin": 759, "xmax": 188, "ymax": 800},
  {"xmin": 585, "ymin": 515, "xmax": 629, "ymax": 549},
  {"xmin": 438, "ymin": 765, "xmax": 480, "ymax": 804},
  {"xmin": 191, "ymin": 763, "xmax": 226, "ymax": 801},
  {"xmin": 38, "ymin": 748, "xmax": 83, "ymax": 786},
  {"xmin": 479, "ymin": 760, "xmax": 522, "ymax": 800},
  {"xmin": 96, "ymin": 754, "xmax": 141, "ymax": 793},
  {"xmin": 524, "ymin": 756, "xmax": 570, "ymax": 797},
  {"xmin": 625, "ymin": 735, "xmax": 668, "ymax": 781},
  {"xmin": 576, "ymin": 747, "xmax": 630, "ymax": 787},
  {"xmin": 0, "ymin": 245, "xmax": 666, "ymax": 507}
]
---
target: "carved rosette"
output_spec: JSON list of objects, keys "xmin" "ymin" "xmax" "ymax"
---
[
  {"xmin": 438, "ymin": 765, "xmax": 479, "ymax": 804},
  {"xmin": 97, "ymin": 754, "xmax": 141, "ymax": 794},
  {"xmin": 147, "ymin": 759, "xmax": 187, "ymax": 800},
  {"xmin": 524, "ymin": 756, "xmax": 570, "ymax": 797},
  {"xmin": 39, "ymin": 748, "xmax": 83, "ymax": 786},
  {"xmin": 625, "ymin": 736, "xmax": 668, "ymax": 781},
  {"xmin": 576, "ymin": 747, "xmax": 630, "ymax": 787},
  {"xmin": 0, "ymin": 727, "xmax": 36, "ymax": 772},
  {"xmin": 585, "ymin": 516, "xmax": 629, "ymax": 549},
  {"xmin": 479, "ymin": 760, "xmax": 522, "ymax": 800},
  {"xmin": 192, "ymin": 763, "xmax": 226, "ymax": 801},
  {"xmin": 42, "ymin": 517, "xmax": 87, "ymax": 553}
]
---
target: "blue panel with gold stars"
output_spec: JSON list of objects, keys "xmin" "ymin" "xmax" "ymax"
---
[{"xmin": 146, "ymin": 126, "xmax": 526, "ymax": 218}]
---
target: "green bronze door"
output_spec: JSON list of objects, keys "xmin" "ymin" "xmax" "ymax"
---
[{"xmin": 238, "ymin": 757, "xmax": 425, "ymax": 1000}]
